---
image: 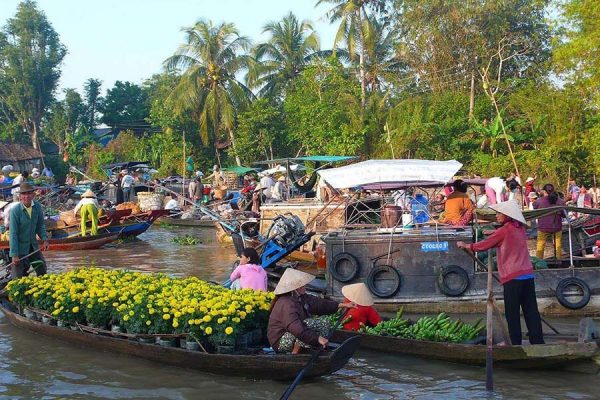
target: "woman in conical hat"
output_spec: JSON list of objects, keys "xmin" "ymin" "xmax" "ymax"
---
[
  {"xmin": 73, "ymin": 189, "xmax": 100, "ymax": 237},
  {"xmin": 340, "ymin": 283, "xmax": 382, "ymax": 331},
  {"xmin": 268, "ymin": 268, "xmax": 356, "ymax": 353},
  {"xmin": 457, "ymin": 200, "xmax": 544, "ymax": 346}
]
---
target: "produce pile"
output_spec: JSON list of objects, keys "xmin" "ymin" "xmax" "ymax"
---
[
  {"xmin": 359, "ymin": 309, "xmax": 484, "ymax": 343},
  {"xmin": 172, "ymin": 235, "xmax": 201, "ymax": 245},
  {"xmin": 7, "ymin": 268, "xmax": 273, "ymax": 347}
]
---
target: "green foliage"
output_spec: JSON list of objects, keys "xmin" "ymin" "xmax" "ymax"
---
[
  {"xmin": 100, "ymin": 81, "xmax": 149, "ymax": 127},
  {"xmin": 231, "ymin": 98, "xmax": 290, "ymax": 163},
  {"xmin": 0, "ymin": 0, "xmax": 66, "ymax": 148},
  {"xmin": 284, "ymin": 58, "xmax": 365, "ymax": 155}
]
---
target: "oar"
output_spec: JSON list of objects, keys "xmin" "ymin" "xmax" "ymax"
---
[
  {"xmin": 461, "ymin": 248, "xmax": 561, "ymax": 335},
  {"xmin": 3, "ymin": 248, "xmax": 42, "ymax": 271},
  {"xmin": 279, "ymin": 310, "xmax": 347, "ymax": 400},
  {"xmin": 485, "ymin": 250, "xmax": 494, "ymax": 391}
]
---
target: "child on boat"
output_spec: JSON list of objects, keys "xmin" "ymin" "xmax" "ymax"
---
[
  {"xmin": 340, "ymin": 283, "xmax": 382, "ymax": 331},
  {"xmin": 229, "ymin": 248, "xmax": 267, "ymax": 291}
]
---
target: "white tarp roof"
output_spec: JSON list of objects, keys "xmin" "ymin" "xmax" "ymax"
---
[
  {"xmin": 259, "ymin": 163, "xmax": 305, "ymax": 176},
  {"xmin": 317, "ymin": 159, "xmax": 463, "ymax": 189}
]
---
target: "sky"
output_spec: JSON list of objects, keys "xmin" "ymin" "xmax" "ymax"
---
[{"xmin": 0, "ymin": 0, "xmax": 338, "ymax": 95}]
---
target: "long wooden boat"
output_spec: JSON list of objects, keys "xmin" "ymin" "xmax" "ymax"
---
[
  {"xmin": 331, "ymin": 329, "xmax": 599, "ymax": 370},
  {"xmin": 0, "ymin": 299, "xmax": 360, "ymax": 380},
  {"xmin": 157, "ymin": 216, "xmax": 215, "ymax": 228},
  {"xmin": 0, "ymin": 232, "xmax": 119, "ymax": 251}
]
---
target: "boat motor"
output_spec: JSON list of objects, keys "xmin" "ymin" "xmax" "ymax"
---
[{"xmin": 261, "ymin": 214, "xmax": 312, "ymax": 269}]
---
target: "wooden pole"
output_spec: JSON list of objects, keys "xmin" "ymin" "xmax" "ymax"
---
[
  {"xmin": 485, "ymin": 249, "xmax": 494, "ymax": 391},
  {"xmin": 182, "ymin": 130, "xmax": 186, "ymax": 199}
]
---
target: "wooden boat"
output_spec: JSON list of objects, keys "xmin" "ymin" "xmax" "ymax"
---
[
  {"xmin": 157, "ymin": 216, "xmax": 215, "ymax": 228},
  {"xmin": 331, "ymin": 329, "xmax": 599, "ymax": 370},
  {"xmin": 0, "ymin": 298, "xmax": 360, "ymax": 380},
  {"xmin": 0, "ymin": 232, "xmax": 119, "ymax": 251}
]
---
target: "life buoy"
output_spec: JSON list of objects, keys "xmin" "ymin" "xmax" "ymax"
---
[
  {"xmin": 437, "ymin": 265, "xmax": 470, "ymax": 297},
  {"xmin": 556, "ymin": 277, "xmax": 591, "ymax": 310},
  {"xmin": 367, "ymin": 265, "xmax": 401, "ymax": 298},
  {"xmin": 330, "ymin": 252, "xmax": 360, "ymax": 283}
]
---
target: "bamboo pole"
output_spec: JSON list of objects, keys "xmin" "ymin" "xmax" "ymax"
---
[{"xmin": 485, "ymin": 249, "xmax": 494, "ymax": 391}]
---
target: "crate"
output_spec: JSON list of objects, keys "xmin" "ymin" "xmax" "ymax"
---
[{"xmin": 223, "ymin": 171, "xmax": 239, "ymax": 189}]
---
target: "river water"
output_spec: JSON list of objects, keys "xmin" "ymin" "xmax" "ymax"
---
[{"xmin": 0, "ymin": 226, "xmax": 597, "ymax": 399}]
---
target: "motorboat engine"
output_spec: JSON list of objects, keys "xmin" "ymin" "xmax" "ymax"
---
[{"xmin": 268, "ymin": 214, "xmax": 305, "ymax": 247}]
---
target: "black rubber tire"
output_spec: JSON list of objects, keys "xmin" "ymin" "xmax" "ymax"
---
[
  {"xmin": 330, "ymin": 252, "xmax": 360, "ymax": 283},
  {"xmin": 556, "ymin": 277, "xmax": 591, "ymax": 310},
  {"xmin": 367, "ymin": 265, "xmax": 401, "ymax": 298},
  {"xmin": 438, "ymin": 265, "xmax": 470, "ymax": 297}
]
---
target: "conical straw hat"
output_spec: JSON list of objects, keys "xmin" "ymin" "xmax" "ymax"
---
[
  {"xmin": 81, "ymin": 189, "xmax": 96, "ymax": 198},
  {"xmin": 274, "ymin": 268, "xmax": 315, "ymax": 295},
  {"xmin": 341, "ymin": 283, "xmax": 374, "ymax": 306},
  {"xmin": 489, "ymin": 199, "xmax": 526, "ymax": 224}
]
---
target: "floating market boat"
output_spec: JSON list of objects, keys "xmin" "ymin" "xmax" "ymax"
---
[
  {"xmin": 331, "ymin": 328, "xmax": 599, "ymax": 371},
  {"xmin": 0, "ymin": 298, "xmax": 360, "ymax": 380},
  {"xmin": 0, "ymin": 232, "xmax": 119, "ymax": 251}
]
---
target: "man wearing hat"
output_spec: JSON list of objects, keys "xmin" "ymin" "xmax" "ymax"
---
[
  {"xmin": 268, "ymin": 268, "xmax": 356, "ymax": 353},
  {"xmin": 340, "ymin": 283, "xmax": 382, "ymax": 331},
  {"xmin": 8, "ymin": 182, "xmax": 48, "ymax": 279},
  {"xmin": 74, "ymin": 189, "xmax": 100, "ymax": 236},
  {"xmin": 271, "ymin": 175, "xmax": 288, "ymax": 202},
  {"xmin": 457, "ymin": 200, "xmax": 544, "ymax": 346},
  {"xmin": 120, "ymin": 170, "xmax": 135, "ymax": 203}
]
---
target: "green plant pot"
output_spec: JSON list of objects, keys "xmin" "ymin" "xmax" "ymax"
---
[
  {"xmin": 185, "ymin": 340, "xmax": 200, "ymax": 351},
  {"xmin": 251, "ymin": 328, "xmax": 262, "ymax": 345},
  {"xmin": 216, "ymin": 345, "xmax": 234, "ymax": 354},
  {"xmin": 235, "ymin": 333, "xmax": 249, "ymax": 351},
  {"xmin": 23, "ymin": 309, "xmax": 37, "ymax": 320},
  {"xmin": 157, "ymin": 337, "xmax": 177, "ymax": 347}
]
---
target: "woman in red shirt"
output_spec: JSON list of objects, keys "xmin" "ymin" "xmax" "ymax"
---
[
  {"xmin": 341, "ymin": 283, "xmax": 382, "ymax": 331},
  {"xmin": 457, "ymin": 200, "xmax": 544, "ymax": 345}
]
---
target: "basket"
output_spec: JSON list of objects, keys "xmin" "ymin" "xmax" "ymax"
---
[
  {"xmin": 223, "ymin": 171, "xmax": 239, "ymax": 189},
  {"xmin": 137, "ymin": 192, "xmax": 164, "ymax": 211}
]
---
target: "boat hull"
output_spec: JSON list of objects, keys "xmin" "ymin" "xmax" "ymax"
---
[
  {"xmin": 0, "ymin": 300, "xmax": 360, "ymax": 380},
  {"xmin": 331, "ymin": 329, "xmax": 598, "ymax": 370},
  {"xmin": 0, "ymin": 233, "xmax": 119, "ymax": 251},
  {"xmin": 157, "ymin": 216, "xmax": 215, "ymax": 228}
]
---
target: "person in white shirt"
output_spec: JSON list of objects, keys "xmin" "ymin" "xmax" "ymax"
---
[
  {"xmin": 259, "ymin": 172, "xmax": 275, "ymax": 199},
  {"xmin": 121, "ymin": 170, "xmax": 135, "ymax": 202},
  {"xmin": 73, "ymin": 189, "xmax": 100, "ymax": 236},
  {"xmin": 11, "ymin": 171, "xmax": 28, "ymax": 200},
  {"xmin": 165, "ymin": 194, "xmax": 180, "ymax": 213},
  {"xmin": 272, "ymin": 176, "xmax": 288, "ymax": 202},
  {"xmin": 1, "ymin": 200, "xmax": 19, "ymax": 230}
]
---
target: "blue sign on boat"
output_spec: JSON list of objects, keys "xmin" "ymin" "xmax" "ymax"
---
[{"xmin": 420, "ymin": 241, "xmax": 449, "ymax": 252}]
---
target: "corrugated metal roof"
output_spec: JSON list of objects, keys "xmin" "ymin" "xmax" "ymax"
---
[{"xmin": 0, "ymin": 143, "xmax": 42, "ymax": 162}]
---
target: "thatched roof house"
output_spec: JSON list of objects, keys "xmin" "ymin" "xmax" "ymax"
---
[{"xmin": 0, "ymin": 142, "xmax": 42, "ymax": 173}]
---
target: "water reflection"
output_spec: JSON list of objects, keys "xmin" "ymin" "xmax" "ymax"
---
[{"xmin": 0, "ymin": 226, "xmax": 596, "ymax": 399}]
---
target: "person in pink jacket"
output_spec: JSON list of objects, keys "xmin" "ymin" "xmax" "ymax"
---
[
  {"xmin": 457, "ymin": 200, "xmax": 544, "ymax": 345},
  {"xmin": 230, "ymin": 248, "xmax": 267, "ymax": 291}
]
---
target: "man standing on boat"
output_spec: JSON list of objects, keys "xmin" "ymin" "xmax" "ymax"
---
[{"xmin": 8, "ymin": 183, "xmax": 48, "ymax": 279}]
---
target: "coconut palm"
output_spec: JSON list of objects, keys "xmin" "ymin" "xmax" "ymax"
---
[
  {"xmin": 247, "ymin": 12, "xmax": 321, "ymax": 98},
  {"xmin": 317, "ymin": 0, "xmax": 373, "ymax": 109},
  {"xmin": 163, "ymin": 20, "xmax": 254, "ymax": 166},
  {"xmin": 363, "ymin": 19, "xmax": 403, "ymax": 92}
]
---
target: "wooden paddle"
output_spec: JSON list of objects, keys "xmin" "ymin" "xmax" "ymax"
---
[{"xmin": 279, "ymin": 310, "xmax": 347, "ymax": 400}]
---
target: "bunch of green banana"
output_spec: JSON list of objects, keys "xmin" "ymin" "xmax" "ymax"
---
[{"xmin": 360, "ymin": 312, "xmax": 484, "ymax": 344}]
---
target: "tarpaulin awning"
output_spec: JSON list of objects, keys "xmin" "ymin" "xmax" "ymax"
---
[
  {"xmin": 317, "ymin": 159, "xmax": 463, "ymax": 189},
  {"xmin": 253, "ymin": 155, "xmax": 357, "ymax": 165},
  {"xmin": 477, "ymin": 205, "xmax": 600, "ymax": 221},
  {"xmin": 222, "ymin": 166, "xmax": 256, "ymax": 175}
]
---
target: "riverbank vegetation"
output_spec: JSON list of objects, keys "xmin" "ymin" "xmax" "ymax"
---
[{"xmin": 0, "ymin": 0, "xmax": 598, "ymax": 185}]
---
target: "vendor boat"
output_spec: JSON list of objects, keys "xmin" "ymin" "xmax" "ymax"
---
[
  {"xmin": 331, "ymin": 320, "xmax": 600, "ymax": 371},
  {"xmin": 0, "ymin": 297, "xmax": 360, "ymax": 380},
  {"xmin": 0, "ymin": 232, "xmax": 119, "ymax": 251}
]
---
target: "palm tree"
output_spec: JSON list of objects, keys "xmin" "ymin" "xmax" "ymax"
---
[
  {"xmin": 247, "ymin": 12, "xmax": 321, "ymax": 98},
  {"xmin": 163, "ymin": 20, "xmax": 254, "ymax": 166},
  {"xmin": 363, "ymin": 19, "xmax": 403, "ymax": 92},
  {"xmin": 470, "ymin": 114, "xmax": 521, "ymax": 158},
  {"xmin": 317, "ymin": 0, "xmax": 373, "ymax": 110}
]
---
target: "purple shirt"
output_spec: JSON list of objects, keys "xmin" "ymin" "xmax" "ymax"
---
[
  {"xmin": 229, "ymin": 263, "xmax": 267, "ymax": 291},
  {"xmin": 533, "ymin": 196, "xmax": 565, "ymax": 233}
]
